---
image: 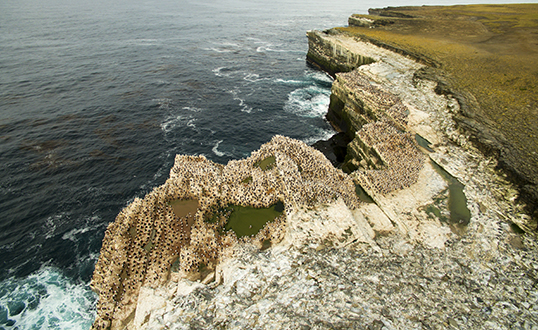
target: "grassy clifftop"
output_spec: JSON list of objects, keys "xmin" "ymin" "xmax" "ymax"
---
[{"xmin": 340, "ymin": 4, "xmax": 538, "ymax": 216}]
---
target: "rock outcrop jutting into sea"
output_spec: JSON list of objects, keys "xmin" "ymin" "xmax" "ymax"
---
[
  {"xmin": 91, "ymin": 136, "xmax": 368, "ymax": 329},
  {"xmin": 92, "ymin": 6, "xmax": 538, "ymax": 330}
]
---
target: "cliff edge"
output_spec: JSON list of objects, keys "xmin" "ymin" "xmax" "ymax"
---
[
  {"xmin": 90, "ymin": 5, "xmax": 538, "ymax": 329},
  {"xmin": 308, "ymin": 4, "xmax": 538, "ymax": 220}
]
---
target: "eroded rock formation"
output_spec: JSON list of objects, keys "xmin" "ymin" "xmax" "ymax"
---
[
  {"xmin": 306, "ymin": 30, "xmax": 376, "ymax": 76},
  {"xmin": 91, "ymin": 8, "xmax": 538, "ymax": 329},
  {"xmin": 90, "ymin": 136, "xmax": 360, "ymax": 329}
]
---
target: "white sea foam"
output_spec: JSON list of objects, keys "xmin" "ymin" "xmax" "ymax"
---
[
  {"xmin": 61, "ymin": 217, "xmax": 101, "ymax": 242},
  {"xmin": 0, "ymin": 240, "xmax": 16, "ymax": 252},
  {"xmin": 274, "ymin": 78, "xmax": 308, "ymax": 85},
  {"xmin": 128, "ymin": 38, "xmax": 161, "ymax": 46},
  {"xmin": 149, "ymin": 160, "xmax": 169, "ymax": 184},
  {"xmin": 215, "ymin": 42, "xmax": 241, "ymax": 48},
  {"xmin": 44, "ymin": 213, "xmax": 70, "ymax": 240},
  {"xmin": 305, "ymin": 69, "xmax": 333, "ymax": 84},
  {"xmin": 61, "ymin": 228, "xmax": 89, "ymax": 242},
  {"xmin": 161, "ymin": 114, "xmax": 196, "ymax": 133},
  {"xmin": 256, "ymin": 45, "xmax": 292, "ymax": 53},
  {"xmin": 24, "ymin": 243, "xmax": 42, "ymax": 255},
  {"xmin": 302, "ymin": 127, "xmax": 336, "ymax": 146},
  {"xmin": 212, "ymin": 67, "xmax": 226, "ymax": 76},
  {"xmin": 243, "ymin": 73, "xmax": 265, "ymax": 83},
  {"xmin": 216, "ymin": 69, "xmax": 266, "ymax": 83},
  {"xmin": 251, "ymin": 39, "xmax": 293, "ymax": 53},
  {"xmin": 237, "ymin": 99, "xmax": 253, "ymax": 113},
  {"xmin": 182, "ymin": 106, "xmax": 202, "ymax": 112},
  {"xmin": 205, "ymin": 47, "xmax": 234, "ymax": 53},
  {"xmin": 213, "ymin": 67, "xmax": 237, "ymax": 78},
  {"xmin": 205, "ymin": 42, "xmax": 241, "ymax": 53},
  {"xmin": 228, "ymin": 89, "xmax": 253, "ymax": 113},
  {"xmin": 212, "ymin": 140, "xmax": 225, "ymax": 157},
  {"xmin": 152, "ymin": 98, "xmax": 173, "ymax": 110},
  {"xmin": 283, "ymin": 86, "xmax": 331, "ymax": 118},
  {"xmin": 0, "ymin": 267, "xmax": 96, "ymax": 329}
]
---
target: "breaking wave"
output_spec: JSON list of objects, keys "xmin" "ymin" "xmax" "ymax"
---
[
  {"xmin": 283, "ymin": 86, "xmax": 331, "ymax": 118},
  {"xmin": 0, "ymin": 267, "xmax": 96, "ymax": 330}
]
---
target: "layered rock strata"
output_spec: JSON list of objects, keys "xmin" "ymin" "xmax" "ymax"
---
[
  {"xmin": 91, "ymin": 10, "xmax": 538, "ymax": 330},
  {"xmin": 306, "ymin": 30, "xmax": 375, "ymax": 76},
  {"xmin": 307, "ymin": 32, "xmax": 429, "ymax": 203},
  {"xmin": 306, "ymin": 26, "xmax": 536, "ymax": 230},
  {"xmin": 346, "ymin": 5, "xmax": 538, "ymax": 220}
]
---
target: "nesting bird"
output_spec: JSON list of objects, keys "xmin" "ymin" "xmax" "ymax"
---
[{"xmin": 90, "ymin": 135, "xmax": 372, "ymax": 330}]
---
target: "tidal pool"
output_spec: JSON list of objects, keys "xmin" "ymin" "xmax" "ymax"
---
[
  {"xmin": 431, "ymin": 161, "xmax": 471, "ymax": 231},
  {"xmin": 169, "ymin": 199, "xmax": 199, "ymax": 218},
  {"xmin": 169, "ymin": 199, "xmax": 198, "ymax": 238},
  {"xmin": 224, "ymin": 201, "xmax": 284, "ymax": 238},
  {"xmin": 355, "ymin": 184, "xmax": 374, "ymax": 203}
]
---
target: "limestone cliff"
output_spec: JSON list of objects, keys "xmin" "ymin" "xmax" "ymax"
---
[
  {"xmin": 91, "ymin": 7, "xmax": 538, "ymax": 330},
  {"xmin": 334, "ymin": 4, "xmax": 538, "ymax": 220},
  {"xmin": 306, "ymin": 30, "xmax": 375, "ymax": 76},
  {"xmin": 90, "ymin": 136, "xmax": 363, "ymax": 329},
  {"xmin": 307, "ymin": 20, "xmax": 538, "ymax": 225}
]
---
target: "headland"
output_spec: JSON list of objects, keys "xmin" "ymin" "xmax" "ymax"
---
[
  {"xmin": 91, "ymin": 4, "xmax": 538, "ymax": 329},
  {"xmin": 309, "ymin": 4, "xmax": 538, "ymax": 219}
]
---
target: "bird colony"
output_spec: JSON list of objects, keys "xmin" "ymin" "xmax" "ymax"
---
[
  {"xmin": 334, "ymin": 69, "xmax": 426, "ymax": 196},
  {"xmin": 90, "ymin": 68, "xmax": 429, "ymax": 329},
  {"xmin": 90, "ymin": 135, "xmax": 361, "ymax": 330}
]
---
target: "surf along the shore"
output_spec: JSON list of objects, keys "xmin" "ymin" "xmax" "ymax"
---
[{"xmin": 89, "ymin": 5, "xmax": 538, "ymax": 329}]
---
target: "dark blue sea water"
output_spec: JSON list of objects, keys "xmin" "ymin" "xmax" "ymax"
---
[{"xmin": 0, "ymin": 0, "xmax": 533, "ymax": 328}]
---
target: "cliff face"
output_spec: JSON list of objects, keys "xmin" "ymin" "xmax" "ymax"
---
[
  {"xmin": 306, "ymin": 30, "xmax": 375, "ymax": 76},
  {"xmin": 91, "ymin": 7, "xmax": 538, "ymax": 330},
  {"xmin": 339, "ymin": 4, "xmax": 538, "ymax": 219},
  {"xmin": 327, "ymin": 70, "xmax": 413, "ymax": 174},
  {"xmin": 307, "ymin": 21, "xmax": 538, "ymax": 223},
  {"xmin": 307, "ymin": 29, "xmax": 426, "ymax": 183}
]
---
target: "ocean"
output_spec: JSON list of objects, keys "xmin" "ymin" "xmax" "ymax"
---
[{"xmin": 0, "ymin": 0, "xmax": 532, "ymax": 328}]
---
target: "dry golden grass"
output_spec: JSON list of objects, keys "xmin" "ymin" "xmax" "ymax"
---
[{"xmin": 340, "ymin": 4, "xmax": 538, "ymax": 187}]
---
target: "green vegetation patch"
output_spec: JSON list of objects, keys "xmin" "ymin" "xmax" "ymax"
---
[
  {"xmin": 255, "ymin": 156, "xmax": 276, "ymax": 171},
  {"xmin": 224, "ymin": 201, "xmax": 284, "ymax": 238}
]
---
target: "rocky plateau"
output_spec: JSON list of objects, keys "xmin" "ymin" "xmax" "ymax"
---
[{"xmin": 91, "ymin": 6, "xmax": 538, "ymax": 330}]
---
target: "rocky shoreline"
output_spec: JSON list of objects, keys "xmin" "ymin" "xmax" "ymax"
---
[
  {"xmin": 307, "ymin": 26, "xmax": 538, "ymax": 223},
  {"xmin": 328, "ymin": 5, "xmax": 538, "ymax": 222},
  {"xmin": 91, "ymin": 6, "xmax": 538, "ymax": 329}
]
